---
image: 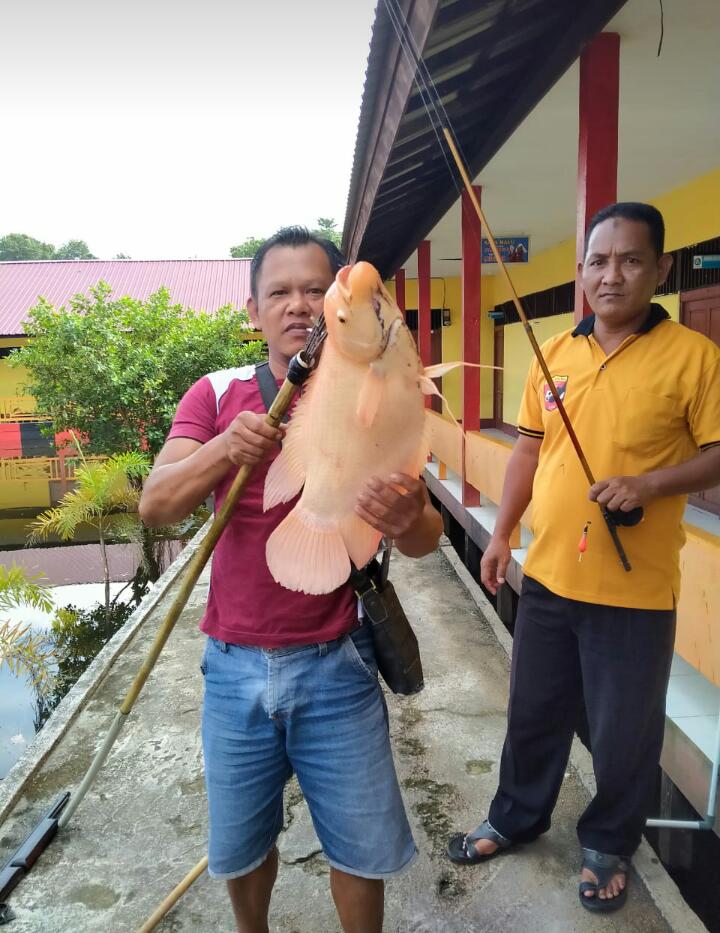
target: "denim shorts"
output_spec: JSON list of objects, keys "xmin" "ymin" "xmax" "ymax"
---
[{"xmin": 200, "ymin": 620, "xmax": 417, "ymax": 880}]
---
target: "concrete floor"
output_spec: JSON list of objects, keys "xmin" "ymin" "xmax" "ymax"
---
[{"xmin": 0, "ymin": 545, "xmax": 695, "ymax": 932}]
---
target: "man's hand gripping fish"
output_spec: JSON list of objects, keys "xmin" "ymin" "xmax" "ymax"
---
[{"xmin": 263, "ymin": 261, "xmax": 474, "ymax": 595}]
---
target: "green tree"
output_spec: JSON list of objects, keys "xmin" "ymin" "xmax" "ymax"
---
[
  {"xmin": 311, "ymin": 217, "xmax": 341, "ymax": 247},
  {"xmin": 28, "ymin": 449, "xmax": 151, "ymax": 612},
  {"xmin": 113, "ymin": 252, "xmax": 131, "ymax": 259},
  {"xmin": 0, "ymin": 565, "xmax": 55, "ymax": 694},
  {"xmin": 54, "ymin": 239, "xmax": 96, "ymax": 260},
  {"xmin": 12, "ymin": 283, "xmax": 265, "ymax": 459},
  {"xmin": 0, "ymin": 233, "xmax": 55, "ymax": 261},
  {"xmin": 229, "ymin": 218, "xmax": 342, "ymax": 258},
  {"xmin": 230, "ymin": 236, "xmax": 265, "ymax": 259}
]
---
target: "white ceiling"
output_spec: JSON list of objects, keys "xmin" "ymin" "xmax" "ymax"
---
[{"xmin": 401, "ymin": 0, "xmax": 720, "ymax": 277}]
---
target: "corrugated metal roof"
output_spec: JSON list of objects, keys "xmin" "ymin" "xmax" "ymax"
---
[
  {"xmin": 343, "ymin": 0, "xmax": 628, "ymax": 277},
  {"xmin": 0, "ymin": 259, "xmax": 252, "ymax": 336}
]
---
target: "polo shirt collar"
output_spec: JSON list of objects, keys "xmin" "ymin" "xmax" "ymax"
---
[{"xmin": 571, "ymin": 302, "xmax": 670, "ymax": 338}]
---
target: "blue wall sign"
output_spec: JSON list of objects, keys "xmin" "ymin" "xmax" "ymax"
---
[{"xmin": 481, "ymin": 236, "xmax": 529, "ymax": 264}]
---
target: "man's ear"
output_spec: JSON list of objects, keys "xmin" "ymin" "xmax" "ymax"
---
[
  {"xmin": 657, "ymin": 253, "xmax": 673, "ymax": 288},
  {"xmin": 247, "ymin": 295, "xmax": 262, "ymax": 332},
  {"xmin": 577, "ymin": 259, "xmax": 584, "ymax": 278}
]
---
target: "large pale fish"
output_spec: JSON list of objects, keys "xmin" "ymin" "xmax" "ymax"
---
[{"xmin": 264, "ymin": 261, "xmax": 459, "ymax": 595}]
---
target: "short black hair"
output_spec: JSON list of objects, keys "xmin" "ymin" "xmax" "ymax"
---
[
  {"xmin": 250, "ymin": 226, "xmax": 346, "ymax": 300},
  {"xmin": 584, "ymin": 202, "xmax": 665, "ymax": 257}
]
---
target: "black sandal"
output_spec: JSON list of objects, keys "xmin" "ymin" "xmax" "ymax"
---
[
  {"xmin": 578, "ymin": 848, "xmax": 630, "ymax": 913},
  {"xmin": 446, "ymin": 819, "xmax": 512, "ymax": 865}
]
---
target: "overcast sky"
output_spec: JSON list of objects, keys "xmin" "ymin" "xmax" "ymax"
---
[{"xmin": 0, "ymin": 0, "xmax": 377, "ymax": 259}]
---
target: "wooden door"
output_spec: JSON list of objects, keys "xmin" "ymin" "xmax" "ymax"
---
[
  {"xmin": 493, "ymin": 325, "xmax": 504, "ymax": 427},
  {"xmin": 430, "ymin": 326, "xmax": 443, "ymax": 414},
  {"xmin": 681, "ymin": 286, "xmax": 720, "ymax": 515}
]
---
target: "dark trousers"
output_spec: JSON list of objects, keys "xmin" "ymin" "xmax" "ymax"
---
[{"xmin": 488, "ymin": 576, "xmax": 676, "ymax": 856}]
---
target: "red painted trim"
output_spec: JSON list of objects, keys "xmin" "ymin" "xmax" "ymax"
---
[
  {"xmin": 395, "ymin": 268, "xmax": 406, "ymax": 320},
  {"xmin": 417, "ymin": 241, "xmax": 432, "ymax": 409},
  {"xmin": 575, "ymin": 32, "xmax": 620, "ymax": 323},
  {"xmin": 461, "ymin": 188, "xmax": 482, "ymax": 505}
]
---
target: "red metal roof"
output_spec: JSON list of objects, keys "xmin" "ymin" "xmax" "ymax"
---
[{"xmin": 0, "ymin": 259, "xmax": 252, "ymax": 336}]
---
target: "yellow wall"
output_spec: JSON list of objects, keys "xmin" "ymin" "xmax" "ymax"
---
[
  {"xmin": 493, "ymin": 238, "xmax": 576, "ymax": 306},
  {"xmin": 655, "ymin": 167, "xmax": 720, "ymax": 252},
  {"xmin": 502, "ymin": 312, "xmax": 575, "ymax": 424},
  {"xmin": 0, "ymin": 480, "xmax": 50, "ymax": 511},
  {"xmin": 0, "ymin": 340, "xmax": 28, "ymax": 397},
  {"xmin": 492, "ymin": 166, "xmax": 720, "ymax": 308},
  {"xmin": 492, "ymin": 166, "xmax": 720, "ymax": 424},
  {"xmin": 0, "ymin": 360, "xmax": 31, "ymax": 398}
]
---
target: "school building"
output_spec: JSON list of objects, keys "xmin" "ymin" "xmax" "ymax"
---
[
  {"xmin": 0, "ymin": 258, "xmax": 252, "ymax": 512},
  {"xmin": 342, "ymin": 0, "xmax": 720, "ymax": 850}
]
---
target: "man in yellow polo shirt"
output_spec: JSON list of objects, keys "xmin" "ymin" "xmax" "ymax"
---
[{"xmin": 446, "ymin": 202, "xmax": 720, "ymax": 914}]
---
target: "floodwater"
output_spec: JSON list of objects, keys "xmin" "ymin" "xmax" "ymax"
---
[{"xmin": 0, "ymin": 581, "xmax": 127, "ymax": 779}]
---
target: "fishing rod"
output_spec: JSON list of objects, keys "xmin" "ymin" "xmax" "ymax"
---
[
  {"xmin": 381, "ymin": 0, "xmax": 641, "ymax": 572},
  {"xmin": 0, "ymin": 321, "xmax": 328, "ymax": 912}
]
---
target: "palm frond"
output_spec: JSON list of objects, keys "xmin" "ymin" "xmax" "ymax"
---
[
  {"xmin": 0, "ymin": 564, "xmax": 54, "ymax": 614},
  {"xmin": 0, "ymin": 619, "xmax": 56, "ymax": 695}
]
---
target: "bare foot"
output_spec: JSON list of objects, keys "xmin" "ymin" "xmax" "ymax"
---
[{"xmin": 581, "ymin": 866, "xmax": 626, "ymax": 901}]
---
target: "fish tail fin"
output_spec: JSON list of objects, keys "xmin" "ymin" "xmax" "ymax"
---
[{"xmin": 266, "ymin": 507, "xmax": 350, "ymax": 595}]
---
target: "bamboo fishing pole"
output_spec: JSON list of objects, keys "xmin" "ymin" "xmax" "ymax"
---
[
  {"xmin": 441, "ymin": 129, "xmax": 635, "ymax": 571},
  {"xmin": 57, "ymin": 348, "xmax": 320, "ymax": 832},
  {"xmin": 380, "ymin": 0, "xmax": 637, "ymax": 571},
  {"xmin": 2, "ymin": 331, "xmax": 326, "ymax": 913}
]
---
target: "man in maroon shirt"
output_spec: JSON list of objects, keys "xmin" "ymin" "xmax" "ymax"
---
[{"xmin": 140, "ymin": 227, "xmax": 443, "ymax": 933}]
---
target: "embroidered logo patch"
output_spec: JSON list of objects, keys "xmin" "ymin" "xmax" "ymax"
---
[{"xmin": 543, "ymin": 375, "xmax": 568, "ymax": 411}]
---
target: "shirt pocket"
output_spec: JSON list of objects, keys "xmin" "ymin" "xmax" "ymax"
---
[{"xmin": 612, "ymin": 388, "xmax": 684, "ymax": 458}]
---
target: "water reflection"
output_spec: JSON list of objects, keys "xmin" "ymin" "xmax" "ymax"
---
[{"xmin": 0, "ymin": 582, "xmax": 127, "ymax": 778}]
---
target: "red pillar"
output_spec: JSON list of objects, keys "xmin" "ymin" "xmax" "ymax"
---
[
  {"xmin": 417, "ymin": 241, "xmax": 432, "ymax": 408},
  {"xmin": 575, "ymin": 32, "xmax": 620, "ymax": 322},
  {"xmin": 461, "ymin": 187, "xmax": 481, "ymax": 506},
  {"xmin": 395, "ymin": 268, "xmax": 406, "ymax": 320}
]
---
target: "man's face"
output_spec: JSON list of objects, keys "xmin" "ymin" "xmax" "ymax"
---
[
  {"xmin": 579, "ymin": 218, "xmax": 672, "ymax": 326},
  {"xmin": 247, "ymin": 243, "xmax": 334, "ymax": 362}
]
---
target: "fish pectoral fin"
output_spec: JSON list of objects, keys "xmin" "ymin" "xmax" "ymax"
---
[
  {"xmin": 339, "ymin": 513, "xmax": 383, "ymax": 571},
  {"xmin": 419, "ymin": 375, "xmax": 442, "ymax": 397},
  {"xmin": 356, "ymin": 365, "xmax": 386, "ymax": 429},
  {"xmin": 423, "ymin": 361, "xmax": 502, "ymax": 379},
  {"xmin": 419, "ymin": 378, "xmax": 463, "ymax": 432},
  {"xmin": 264, "ymin": 447, "xmax": 306, "ymax": 511},
  {"xmin": 266, "ymin": 507, "xmax": 350, "ymax": 595}
]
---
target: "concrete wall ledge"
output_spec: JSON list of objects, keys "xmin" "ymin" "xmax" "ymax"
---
[{"xmin": 0, "ymin": 520, "xmax": 211, "ymax": 825}]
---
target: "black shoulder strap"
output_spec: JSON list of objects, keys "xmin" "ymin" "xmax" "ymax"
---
[{"xmin": 255, "ymin": 361, "xmax": 289, "ymax": 422}]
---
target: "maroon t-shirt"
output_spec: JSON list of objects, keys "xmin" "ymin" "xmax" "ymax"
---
[{"xmin": 167, "ymin": 364, "xmax": 358, "ymax": 647}]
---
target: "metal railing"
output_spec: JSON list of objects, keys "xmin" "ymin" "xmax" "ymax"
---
[
  {"xmin": 0, "ymin": 396, "xmax": 46, "ymax": 422},
  {"xmin": 0, "ymin": 455, "xmax": 106, "ymax": 484}
]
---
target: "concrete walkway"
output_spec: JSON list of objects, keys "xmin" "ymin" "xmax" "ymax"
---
[{"xmin": 0, "ymin": 543, "xmax": 703, "ymax": 932}]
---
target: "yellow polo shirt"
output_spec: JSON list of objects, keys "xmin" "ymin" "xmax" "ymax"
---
[{"xmin": 518, "ymin": 304, "xmax": 720, "ymax": 610}]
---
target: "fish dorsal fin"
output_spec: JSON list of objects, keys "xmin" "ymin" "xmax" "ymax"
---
[{"xmin": 356, "ymin": 364, "xmax": 386, "ymax": 429}]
